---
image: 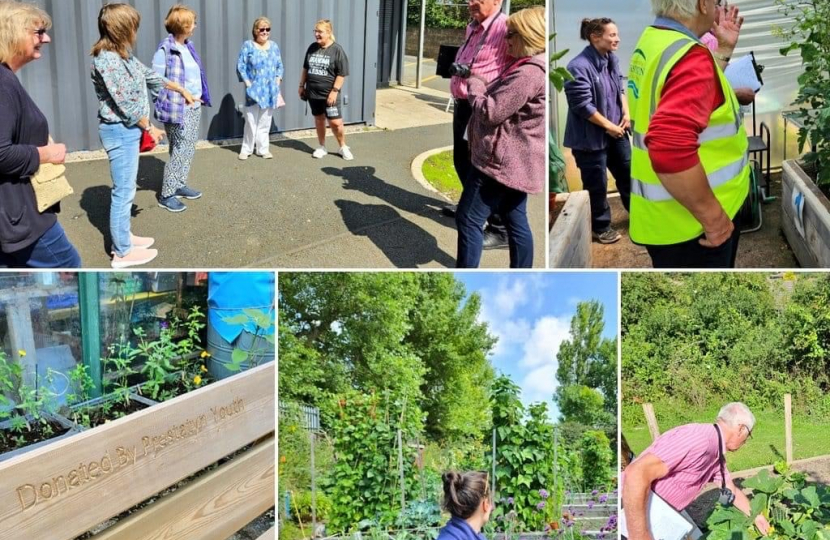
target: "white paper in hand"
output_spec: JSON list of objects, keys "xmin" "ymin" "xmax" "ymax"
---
[
  {"xmin": 724, "ymin": 55, "xmax": 762, "ymax": 93},
  {"xmin": 619, "ymin": 490, "xmax": 694, "ymax": 540}
]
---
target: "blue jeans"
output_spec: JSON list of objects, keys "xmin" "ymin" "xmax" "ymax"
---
[
  {"xmin": 99, "ymin": 122, "xmax": 141, "ymax": 257},
  {"xmin": 456, "ymin": 167, "xmax": 533, "ymax": 268},
  {"xmin": 0, "ymin": 221, "xmax": 81, "ymax": 268}
]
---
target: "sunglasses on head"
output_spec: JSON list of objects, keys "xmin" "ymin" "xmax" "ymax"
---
[{"xmin": 258, "ymin": 27, "xmax": 271, "ymax": 33}]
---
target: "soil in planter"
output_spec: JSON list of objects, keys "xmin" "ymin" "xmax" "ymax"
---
[
  {"xmin": 548, "ymin": 196, "xmax": 567, "ymax": 231},
  {"xmin": 0, "ymin": 419, "xmax": 72, "ymax": 454},
  {"xmin": 71, "ymin": 399, "xmax": 150, "ymax": 429}
]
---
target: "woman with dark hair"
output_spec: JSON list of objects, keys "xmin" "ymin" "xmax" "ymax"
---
[
  {"xmin": 563, "ymin": 17, "xmax": 631, "ymax": 245},
  {"xmin": 436, "ymin": 471, "xmax": 492, "ymax": 540}
]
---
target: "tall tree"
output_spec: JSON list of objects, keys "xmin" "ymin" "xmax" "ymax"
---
[{"xmin": 278, "ymin": 273, "xmax": 496, "ymax": 441}]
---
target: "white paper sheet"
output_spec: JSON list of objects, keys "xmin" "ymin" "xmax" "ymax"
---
[
  {"xmin": 725, "ymin": 55, "xmax": 763, "ymax": 93},
  {"xmin": 619, "ymin": 490, "xmax": 694, "ymax": 540}
]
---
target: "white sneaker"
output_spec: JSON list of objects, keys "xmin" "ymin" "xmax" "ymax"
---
[
  {"xmin": 260, "ymin": 152, "xmax": 274, "ymax": 159},
  {"xmin": 312, "ymin": 146, "xmax": 328, "ymax": 159},
  {"xmin": 339, "ymin": 146, "xmax": 354, "ymax": 161},
  {"xmin": 238, "ymin": 153, "xmax": 250, "ymax": 161},
  {"xmin": 111, "ymin": 247, "xmax": 158, "ymax": 269}
]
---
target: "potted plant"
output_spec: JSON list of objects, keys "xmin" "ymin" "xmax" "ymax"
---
[{"xmin": 777, "ymin": 0, "xmax": 830, "ymax": 266}]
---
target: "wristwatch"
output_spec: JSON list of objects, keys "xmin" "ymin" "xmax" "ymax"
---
[
  {"xmin": 332, "ymin": 88, "xmax": 340, "ymax": 93},
  {"xmin": 712, "ymin": 51, "xmax": 731, "ymax": 63}
]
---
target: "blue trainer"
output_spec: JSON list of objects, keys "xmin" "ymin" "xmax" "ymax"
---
[
  {"xmin": 174, "ymin": 186, "xmax": 202, "ymax": 200},
  {"xmin": 158, "ymin": 195, "xmax": 187, "ymax": 212}
]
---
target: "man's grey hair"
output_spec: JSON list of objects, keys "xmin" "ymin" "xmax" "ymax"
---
[
  {"xmin": 651, "ymin": 0, "xmax": 700, "ymax": 19},
  {"xmin": 717, "ymin": 402, "xmax": 756, "ymax": 431}
]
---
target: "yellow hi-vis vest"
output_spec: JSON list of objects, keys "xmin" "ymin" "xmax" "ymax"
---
[{"xmin": 627, "ymin": 27, "xmax": 749, "ymax": 245}]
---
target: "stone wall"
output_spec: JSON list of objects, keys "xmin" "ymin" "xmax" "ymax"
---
[{"xmin": 405, "ymin": 27, "xmax": 467, "ymax": 59}]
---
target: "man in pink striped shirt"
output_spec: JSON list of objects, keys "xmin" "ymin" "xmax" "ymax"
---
[
  {"xmin": 622, "ymin": 402, "xmax": 771, "ymax": 539},
  {"xmin": 444, "ymin": 0, "xmax": 511, "ymax": 248}
]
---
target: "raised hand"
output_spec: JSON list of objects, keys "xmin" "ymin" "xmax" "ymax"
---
[{"xmin": 711, "ymin": 4, "xmax": 744, "ymax": 53}]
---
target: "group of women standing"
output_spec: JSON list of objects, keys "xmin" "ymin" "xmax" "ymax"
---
[{"xmin": 0, "ymin": 1, "xmax": 350, "ymax": 269}]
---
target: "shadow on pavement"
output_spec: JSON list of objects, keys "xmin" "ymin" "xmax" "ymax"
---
[
  {"xmin": 78, "ymin": 185, "xmax": 112, "ymax": 255},
  {"xmin": 334, "ymin": 200, "xmax": 456, "ymax": 267},
  {"xmin": 207, "ymin": 93, "xmax": 245, "ymax": 155},
  {"xmin": 136, "ymin": 155, "xmax": 166, "ymax": 195},
  {"xmin": 275, "ymin": 138, "xmax": 316, "ymax": 156},
  {"xmin": 322, "ymin": 165, "xmax": 451, "ymax": 228}
]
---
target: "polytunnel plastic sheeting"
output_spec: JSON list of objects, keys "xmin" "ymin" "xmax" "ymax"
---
[{"xmin": 552, "ymin": 0, "xmax": 804, "ymax": 176}]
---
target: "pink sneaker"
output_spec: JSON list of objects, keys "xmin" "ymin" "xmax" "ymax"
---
[
  {"xmin": 131, "ymin": 234, "xmax": 154, "ymax": 249},
  {"xmin": 111, "ymin": 247, "xmax": 158, "ymax": 269}
]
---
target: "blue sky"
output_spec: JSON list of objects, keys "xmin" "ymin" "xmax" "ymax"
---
[{"xmin": 454, "ymin": 272, "xmax": 618, "ymax": 420}]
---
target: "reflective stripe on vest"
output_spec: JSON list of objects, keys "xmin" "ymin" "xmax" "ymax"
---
[{"xmin": 626, "ymin": 26, "xmax": 750, "ymax": 245}]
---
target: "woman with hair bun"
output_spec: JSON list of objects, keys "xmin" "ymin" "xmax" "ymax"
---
[
  {"xmin": 436, "ymin": 471, "xmax": 492, "ymax": 540},
  {"xmin": 563, "ymin": 17, "xmax": 631, "ymax": 245}
]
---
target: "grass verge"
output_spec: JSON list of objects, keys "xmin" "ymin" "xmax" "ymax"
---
[
  {"xmin": 623, "ymin": 405, "xmax": 830, "ymax": 471},
  {"xmin": 422, "ymin": 150, "xmax": 462, "ymax": 201}
]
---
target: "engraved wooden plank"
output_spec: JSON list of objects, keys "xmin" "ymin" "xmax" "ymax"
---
[
  {"xmin": 92, "ymin": 436, "xmax": 275, "ymax": 540},
  {"xmin": 0, "ymin": 363, "xmax": 275, "ymax": 540},
  {"xmin": 257, "ymin": 526, "xmax": 276, "ymax": 540},
  {"xmin": 549, "ymin": 191, "xmax": 592, "ymax": 268}
]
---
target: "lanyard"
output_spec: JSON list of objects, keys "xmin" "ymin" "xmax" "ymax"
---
[
  {"xmin": 458, "ymin": 16, "xmax": 497, "ymax": 67},
  {"xmin": 713, "ymin": 424, "xmax": 726, "ymax": 490}
]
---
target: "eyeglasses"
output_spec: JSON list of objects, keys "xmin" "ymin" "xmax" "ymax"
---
[
  {"xmin": 34, "ymin": 28, "xmax": 48, "ymax": 39},
  {"xmin": 258, "ymin": 27, "xmax": 271, "ymax": 33},
  {"xmin": 740, "ymin": 424, "xmax": 753, "ymax": 440},
  {"xmin": 505, "ymin": 30, "xmax": 518, "ymax": 39}
]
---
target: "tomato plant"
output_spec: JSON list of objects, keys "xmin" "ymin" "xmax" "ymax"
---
[{"xmin": 704, "ymin": 463, "xmax": 830, "ymax": 540}]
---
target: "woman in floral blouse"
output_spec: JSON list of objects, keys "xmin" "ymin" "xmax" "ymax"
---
[
  {"xmin": 236, "ymin": 16, "xmax": 284, "ymax": 160},
  {"xmin": 91, "ymin": 3, "xmax": 194, "ymax": 268}
]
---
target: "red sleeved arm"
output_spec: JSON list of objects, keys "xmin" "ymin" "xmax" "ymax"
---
[{"xmin": 645, "ymin": 46, "xmax": 725, "ymax": 174}]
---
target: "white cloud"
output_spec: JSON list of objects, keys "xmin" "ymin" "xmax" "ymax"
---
[
  {"xmin": 522, "ymin": 363, "xmax": 559, "ymax": 405},
  {"xmin": 516, "ymin": 316, "xmax": 570, "ymax": 406}
]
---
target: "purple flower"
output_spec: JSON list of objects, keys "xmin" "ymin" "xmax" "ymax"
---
[
  {"xmin": 599, "ymin": 494, "xmax": 608, "ymax": 504},
  {"xmin": 537, "ymin": 501, "xmax": 546, "ymax": 510},
  {"xmin": 507, "ymin": 497, "xmax": 514, "ymax": 505},
  {"xmin": 539, "ymin": 488, "xmax": 549, "ymax": 499},
  {"xmin": 591, "ymin": 489, "xmax": 599, "ymax": 496},
  {"xmin": 588, "ymin": 501, "xmax": 595, "ymax": 509},
  {"xmin": 160, "ymin": 321, "xmax": 169, "ymax": 329}
]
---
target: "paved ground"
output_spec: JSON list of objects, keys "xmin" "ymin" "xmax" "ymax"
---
[{"xmin": 59, "ymin": 85, "xmax": 545, "ymax": 269}]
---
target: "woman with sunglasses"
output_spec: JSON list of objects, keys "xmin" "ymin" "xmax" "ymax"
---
[
  {"xmin": 0, "ymin": 1, "xmax": 81, "ymax": 268},
  {"xmin": 237, "ymin": 17, "xmax": 284, "ymax": 160},
  {"xmin": 436, "ymin": 471, "xmax": 492, "ymax": 540},
  {"xmin": 299, "ymin": 19, "xmax": 352, "ymax": 160}
]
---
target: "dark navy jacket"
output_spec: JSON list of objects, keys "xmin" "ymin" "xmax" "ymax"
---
[
  {"xmin": 436, "ymin": 517, "xmax": 486, "ymax": 540},
  {"xmin": 563, "ymin": 45, "xmax": 625, "ymax": 152}
]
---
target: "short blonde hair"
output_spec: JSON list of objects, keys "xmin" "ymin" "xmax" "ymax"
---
[
  {"xmin": 315, "ymin": 19, "xmax": 335, "ymax": 42},
  {"xmin": 0, "ymin": 0, "xmax": 52, "ymax": 65},
  {"xmin": 164, "ymin": 4, "xmax": 196, "ymax": 36},
  {"xmin": 251, "ymin": 16, "xmax": 270, "ymax": 40},
  {"xmin": 91, "ymin": 3, "xmax": 141, "ymax": 59},
  {"xmin": 507, "ymin": 7, "xmax": 545, "ymax": 57}
]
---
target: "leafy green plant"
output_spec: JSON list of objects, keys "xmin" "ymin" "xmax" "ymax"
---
[
  {"xmin": 325, "ymin": 390, "xmax": 422, "ymax": 533},
  {"xmin": 777, "ymin": 0, "xmax": 830, "ymax": 185},
  {"xmin": 581, "ymin": 431, "xmax": 613, "ymax": 491},
  {"xmin": 0, "ymin": 350, "xmax": 62, "ymax": 449},
  {"xmin": 490, "ymin": 376, "xmax": 557, "ymax": 531},
  {"xmin": 222, "ymin": 308, "xmax": 275, "ymax": 373},
  {"xmin": 549, "ymin": 33, "xmax": 573, "ymax": 91},
  {"xmin": 704, "ymin": 464, "xmax": 830, "ymax": 540},
  {"xmin": 102, "ymin": 340, "xmax": 138, "ymax": 406}
]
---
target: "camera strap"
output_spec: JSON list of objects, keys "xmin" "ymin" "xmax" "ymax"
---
[
  {"xmin": 457, "ymin": 17, "xmax": 497, "ymax": 68},
  {"xmin": 713, "ymin": 423, "xmax": 726, "ymax": 491}
]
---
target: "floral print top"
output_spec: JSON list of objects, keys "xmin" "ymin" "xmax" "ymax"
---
[
  {"xmin": 91, "ymin": 51, "xmax": 168, "ymax": 126},
  {"xmin": 237, "ymin": 40, "xmax": 284, "ymax": 109}
]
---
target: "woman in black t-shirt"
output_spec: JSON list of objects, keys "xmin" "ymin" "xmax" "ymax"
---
[{"xmin": 299, "ymin": 19, "xmax": 353, "ymax": 160}]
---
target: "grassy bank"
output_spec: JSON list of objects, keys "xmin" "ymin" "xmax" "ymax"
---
[{"xmin": 623, "ymin": 405, "xmax": 830, "ymax": 471}]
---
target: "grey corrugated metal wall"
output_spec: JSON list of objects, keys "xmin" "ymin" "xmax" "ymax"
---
[
  {"xmin": 19, "ymin": 0, "xmax": 380, "ymax": 151},
  {"xmin": 377, "ymin": 0, "xmax": 403, "ymax": 86}
]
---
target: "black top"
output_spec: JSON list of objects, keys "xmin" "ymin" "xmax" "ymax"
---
[
  {"xmin": 0, "ymin": 63, "xmax": 57, "ymax": 253},
  {"xmin": 303, "ymin": 42, "xmax": 349, "ymax": 100}
]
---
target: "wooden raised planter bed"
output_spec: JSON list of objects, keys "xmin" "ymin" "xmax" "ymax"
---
[
  {"xmin": 548, "ymin": 191, "xmax": 592, "ymax": 268},
  {"xmin": 781, "ymin": 159, "xmax": 830, "ymax": 267},
  {"xmin": 0, "ymin": 363, "xmax": 275, "ymax": 539}
]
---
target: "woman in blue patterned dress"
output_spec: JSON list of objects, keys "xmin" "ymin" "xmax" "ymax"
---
[{"xmin": 236, "ymin": 16, "xmax": 284, "ymax": 160}]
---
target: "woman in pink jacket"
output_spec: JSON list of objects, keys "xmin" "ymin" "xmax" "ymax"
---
[{"xmin": 456, "ymin": 7, "xmax": 547, "ymax": 268}]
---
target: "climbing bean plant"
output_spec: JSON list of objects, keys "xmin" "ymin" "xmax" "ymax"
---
[
  {"xmin": 326, "ymin": 390, "xmax": 422, "ymax": 533},
  {"xmin": 490, "ymin": 376, "xmax": 557, "ymax": 531}
]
